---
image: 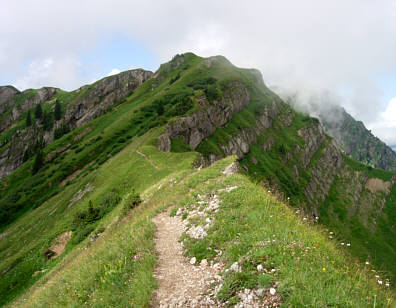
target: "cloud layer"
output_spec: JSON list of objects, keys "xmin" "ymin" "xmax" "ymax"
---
[{"xmin": 1, "ymin": 0, "xmax": 395, "ymax": 145}]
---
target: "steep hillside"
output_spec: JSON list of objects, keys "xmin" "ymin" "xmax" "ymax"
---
[
  {"xmin": 280, "ymin": 92, "xmax": 396, "ymax": 172},
  {"xmin": 0, "ymin": 53, "xmax": 394, "ymax": 306},
  {"xmin": 8, "ymin": 155, "xmax": 394, "ymax": 307},
  {"xmin": 0, "ymin": 69, "xmax": 152, "ymax": 179},
  {"xmin": 321, "ymin": 106, "xmax": 396, "ymax": 172},
  {"xmin": 153, "ymin": 55, "xmax": 395, "ymax": 280}
]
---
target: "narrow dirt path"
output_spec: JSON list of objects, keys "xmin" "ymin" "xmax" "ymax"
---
[
  {"xmin": 136, "ymin": 150, "xmax": 159, "ymax": 170},
  {"xmin": 152, "ymin": 210, "xmax": 219, "ymax": 307}
]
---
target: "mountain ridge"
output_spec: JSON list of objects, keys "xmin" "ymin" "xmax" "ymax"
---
[
  {"xmin": 278, "ymin": 91, "xmax": 396, "ymax": 172},
  {"xmin": 0, "ymin": 69, "xmax": 153, "ymax": 179},
  {"xmin": 0, "ymin": 52, "xmax": 394, "ymax": 307}
]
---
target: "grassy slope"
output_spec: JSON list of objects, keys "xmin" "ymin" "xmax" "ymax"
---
[
  {"xmin": 208, "ymin": 106, "xmax": 396, "ymax": 281},
  {"xmin": 176, "ymin": 57, "xmax": 396, "ymax": 282},
  {"xmin": 9, "ymin": 156, "xmax": 394, "ymax": 307},
  {"xmin": 0, "ymin": 52, "xmax": 214, "ymax": 305},
  {"xmin": 1, "ymin": 53, "xmax": 395, "ymax": 306},
  {"xmin": 0, "ymin": 53, "xmax": 203, "ymax": 228},
  {"xmin": 319, "ymin": 157, "xmax": 396, "ymax": 279},
  {"xmin": 1, "ymin": 128, "xmax": 198, "ymax": 306}
]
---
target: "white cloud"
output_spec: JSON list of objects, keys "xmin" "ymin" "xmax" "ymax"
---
[
  {"xmin": 107, "ymin": 68, "xmax": 121, "ymax": 77},
  {"xmin": 1, "ymin": 0, "xmax": 396, "ymax": 144},
  {"xmin": 13, "ymin": 56, "xmax": 84, "ymax": 91},
  {"xmin": 368, "ymin": 98, "xmax": 396, "ymax": 147},
  {"xmin": 382, "ymin": 98, "xmax": 396, "ymax": 124}
]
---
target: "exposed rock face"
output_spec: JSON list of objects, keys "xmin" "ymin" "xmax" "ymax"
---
[
  {"xmin": 158, "ymin": 82, "xmax": 250, "ymax": 152},
  {"xmin": 365, "ymin": 178, "xmax": 391, "ymax": 194},
  {"xmin": 0, "ymin": 125, "xmax": 42, "ymax": 179},
  {"xmin": 65, "ymin": 69, "xmax": 152, "ymax": 129},
  {"xmin": 0, "ymin": 87, "xmax": 58, "ymax": 132},
  {"xmin": 219, "ymin": 101, "xmax": 283, "ymax": 159},
  {"xmin": 322, "ymin": 108, "xmax": 396, "ymax": 172},
  {"xmin": 283, "ymin": 93, "xmax": 396, "ymax": 172},
  {"xmin": 328, "ymin": 166, "xmax": 394, "ymax": 231},
  {"xmin": 297, "ymin": 124, "xmax": 326, "ymax": 167},
  {"xmin": 0, "ymin": 86, "xmax": 19, "ymax": 114},
  {"xmin": 304, "ymin": 139, "xmax": 343, "ymax": 213},
  {"xmin": 0, "ymin": 69, "xmax": 153, "ymax": 180}
]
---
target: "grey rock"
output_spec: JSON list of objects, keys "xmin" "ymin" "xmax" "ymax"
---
[
  {"xmin": 158, "ymin": 81, "xmax": 250, "ymax": 151},
  {"xmin": 0, "ymin": 69, "xmax": 153, "ymax": 180}
]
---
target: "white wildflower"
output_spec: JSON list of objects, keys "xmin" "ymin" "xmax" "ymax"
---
[{"xmin": 230, "ymin": 262, "xmax": 241, "ymax": 272}]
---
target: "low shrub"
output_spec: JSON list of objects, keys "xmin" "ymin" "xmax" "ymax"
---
[
  {"xmin": 71, "ymin": 189, "xmax": 122, "ymax": 244},
  {"xmin": 121, "ymin": 190, "xmax": 142, "ymax": 216}
]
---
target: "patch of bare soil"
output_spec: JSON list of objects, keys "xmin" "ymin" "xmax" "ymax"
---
[
  {"xmin": 47, "ymin": 231, "xmax": 72, "ymax": 259},
  {"xmin": 365, "ymin": 178, "xmax": 391, "ymax": 193}
]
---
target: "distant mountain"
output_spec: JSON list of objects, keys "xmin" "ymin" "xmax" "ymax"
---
[{"xmin": 279, "ymin": 91, "xmax": 396, "ymax": 172}]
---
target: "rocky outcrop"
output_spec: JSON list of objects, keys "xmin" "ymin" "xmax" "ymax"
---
[
  {"xmin": 304, "ymin": 139, "xmax": 343, "ymax": 213},
  {"xmin": 157, "ymin": 82, "xmax": 250, "ymax": 152},
  {"xmin": 0, "ymin": 125, "xmax": 42, "ymax": 179},
  {"xmin": 0, "ymin": 87, "xmax": 58, "ymax": 132},
  {"xmin": 0, "ymin": 69, "xmax": 153, "ymax": 180},
  {"xmin": 219, "ymin": 101, "xmax": 282, "ymax": 159},
  {"xmin": 323, "ymin": 108, "xmax": 396, "ymax": 172},
  {"xmin": 65, "ymin": 69, "xmax": 152, "ymax": 129},
  {"xmin": 297, "ymin": 124, "xmax": 326, "ymax": 167},
  {"xmin": 284, "ymin": 93, "xmax": 396, "ymax": 172},
  {"xmin": 0, "ymin": 86, "xmax": 19, "ymax": 114}
]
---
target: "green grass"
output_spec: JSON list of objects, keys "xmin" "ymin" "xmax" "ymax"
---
[
  {"xmin": 1, "ymin": 52, "xmax": 395, "ymax": 307},
  {"xmin": 7, "ymin": 157, "xmax": 394, "ymax": 307},
  {"xmin": 170, "ymin": 136, "xmax": 192, "ymax": 152},
  {"xmin": 319, "ymin": 160, "xmax": 396, "ymax": 281},
  {"xmin": 176, "ymin": 160, "xmax": 393, "ymax": 306},
  {"xmin": 189, "ymin": 67, "xmax": 396, "ymax": 284},
  {"xmin": 0, "ymin": 53, "xmax": 209, "ymax": 228},
  {"xmin": 0, "ymin": 51, "xmax": 278, "ymax": 228},
  {"xmin": 0, "ymin": 127, "xmax": 198, "ymax": 306}
]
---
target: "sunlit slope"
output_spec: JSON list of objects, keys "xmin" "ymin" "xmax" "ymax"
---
[
  {"xmin": 0, "ymin": 128, "xmax": 198, "ymax": 306},
  {"xmin": 0, "ymin": 52, "xmax": 394, "ymax": 306},
  {"xmin": 10, "ymin": 156, "xmax": 394, "ymax": 307}
]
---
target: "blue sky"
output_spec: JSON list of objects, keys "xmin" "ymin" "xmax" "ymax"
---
[
  {"xmin": 0, "ymin": 0, "xmax": 395, "ymax": 147},
  {"xmin": 81, "ymin": 35, "xmax": 160, "ymax": 82}
]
